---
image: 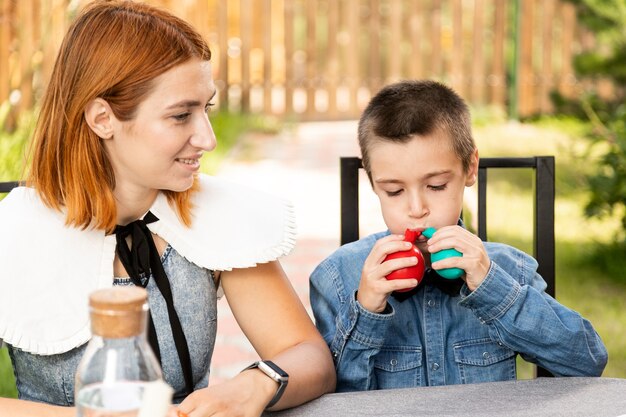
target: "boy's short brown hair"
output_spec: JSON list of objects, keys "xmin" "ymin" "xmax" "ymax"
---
[{"xmin": 358, "ymin": 80, "xmax": 476, "ymax": 180}]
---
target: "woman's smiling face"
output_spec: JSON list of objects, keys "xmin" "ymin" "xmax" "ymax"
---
[{"xmin": 104, "ymin": 58, "xmax": 217, "ymax": 195}]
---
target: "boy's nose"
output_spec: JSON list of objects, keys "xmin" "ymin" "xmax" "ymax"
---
[{"xmin": 408, "ymin": 194, "xmax": 429, "ymax": 218}]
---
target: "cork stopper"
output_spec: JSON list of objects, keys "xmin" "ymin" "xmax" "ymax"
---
[{"xmin": 89, "ymin": 287, "xmax": 148, "ymax": 338}]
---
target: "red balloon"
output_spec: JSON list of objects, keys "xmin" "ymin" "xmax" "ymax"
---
[{"xmin": 384, "ymin": 229, "xmax": 426, "ymax": 292}]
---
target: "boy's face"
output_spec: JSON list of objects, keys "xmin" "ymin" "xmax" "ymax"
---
[{"xmin": 369, "ymin": 131, "xmax": 478, "ymax": 250}]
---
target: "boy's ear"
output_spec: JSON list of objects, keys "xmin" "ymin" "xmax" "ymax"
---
[
  {"xmin": 465, "ymin": 148, "xmax": 479, "ymax": 186},
  {"xmin": 84, "ymin": 98, "xmax": 115, "ymax": 140}
]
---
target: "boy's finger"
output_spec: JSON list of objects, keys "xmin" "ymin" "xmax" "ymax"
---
[
  {"xmin": 372, "ymin": 240, "xmax": 414, "ymax": 263},
  {"xmin": 387, "ymin": 278, "xmax": 419, "ymax": 291},
  {"xmin": 380, "ymin": 256, "xmax": 420, "ymax": 275}
]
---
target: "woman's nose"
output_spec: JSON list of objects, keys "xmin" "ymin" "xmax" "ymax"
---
[{"xmin": 190, "ymin": 116, "xmax": 217, "ymax": 151}]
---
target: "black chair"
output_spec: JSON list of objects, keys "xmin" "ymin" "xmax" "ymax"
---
[
  {"xmin": 0, "ymin": 181, "xmax": 20, "ymax": 194},
  {"xmin": 340, "ymin": 156, "xmax": 555, "ymax": 378}
]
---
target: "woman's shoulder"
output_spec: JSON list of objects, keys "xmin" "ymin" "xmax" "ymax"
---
[
  {"xmin": 1, "ymin": 185, "xmax": 45, "ymax": 216},
  {"xmin": 0, "ymin": 187, "xmax": 112, "ymax": 355},
  {"xmin": 0, "ymin": 186, "xmax": 71, "ymax": 242},
  {"xmin": 149, "ymin": 174, "xmax": 296, "ymax": 271}
]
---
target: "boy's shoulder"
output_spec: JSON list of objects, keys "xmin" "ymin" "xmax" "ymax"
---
[
  {"xmin": 483, "ymin": 241, "xmax": 539, "ymax": 282},
  {"xmin": 484, "ymin": 240, "xmax": 535, "ymax": 260}
]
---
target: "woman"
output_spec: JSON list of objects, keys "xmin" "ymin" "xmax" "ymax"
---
[{"xmin": 0, "ymin": 1, "xmax": 335, "ymax": 416}]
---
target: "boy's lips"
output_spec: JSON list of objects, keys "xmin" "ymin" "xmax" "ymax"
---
[{"xmin": 408, "ymin": 228, "xmax": 427, "ymax": 243}]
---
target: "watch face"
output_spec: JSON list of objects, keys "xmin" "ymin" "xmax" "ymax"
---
[{"xmin": 259, "ymin": 360, "xmax": 289, "ymax": 381}]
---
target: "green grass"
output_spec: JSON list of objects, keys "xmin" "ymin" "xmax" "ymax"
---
[
  {"xmin": 200, "ymin": 111, "xmax": 282, "ymax": 174},
  {"xmin": 0, "ymin": 346, "xmax": 16, "ymax": 398}
]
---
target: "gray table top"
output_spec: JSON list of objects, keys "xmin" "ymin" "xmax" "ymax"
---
[{"xmin": 265, "ymin": 377, "xmax": 626, "ymax": 417}]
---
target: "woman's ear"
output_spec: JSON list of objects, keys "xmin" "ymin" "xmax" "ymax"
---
[
  {"xmin": 84, "ymin": 98, "xmax": 114, "ymax": 139},
  {"xmin": 465, "ymin": 148, "xmax": 479, "ymax": 186}
]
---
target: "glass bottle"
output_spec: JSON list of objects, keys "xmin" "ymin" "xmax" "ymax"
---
[{"xmin": 75, "ymin": 286, "xmax": 170, "ymax": 417}]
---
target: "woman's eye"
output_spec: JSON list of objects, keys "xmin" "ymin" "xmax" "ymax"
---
[
  {"xmin": 173, "ymin": 112, "xmax": 191, "ymax": 122},
  {"xmin": 205, "ymin": 102, "xmax": 215, "ymax": 114},
  {"xmin": 429, "ymin": 184, "xmax": 447, "ymax": 191}
]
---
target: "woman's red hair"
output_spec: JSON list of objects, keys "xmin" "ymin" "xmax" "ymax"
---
[{"xmin": 26, "ymin": 0, "xmax": 211, "ymax": 233}]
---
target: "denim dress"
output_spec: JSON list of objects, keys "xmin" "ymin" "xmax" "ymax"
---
[{"xmin": 8, "ymin": 245, "xmax": 218, "ymax": 405}]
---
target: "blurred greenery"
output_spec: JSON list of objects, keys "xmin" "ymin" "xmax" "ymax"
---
[
  {"xmin": 0, "ymin": 102, "xmax": 35, "ymax": 184},
  {"xmin": 554, "ymin": 0, "xmax": 626, "ymax": 246},
  {"xmin": 200, "ymin": 111, "xmax": 282, "ymax": 174},
  {"xmin": 0, "ymin": 347, "xmax": 16, "ymax": 398},
  {"xmin": 470, "ymin": 114, "xmax": 626, "ymax": 379}
]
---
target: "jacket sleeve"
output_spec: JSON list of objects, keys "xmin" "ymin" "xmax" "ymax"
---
[
  {"xmin": 309, "ymin": 258, "xmax": 395, "ymax": 392},
  {"xmin": 459, "ymin": 247, "xmax": 608, "ymax": 377}
]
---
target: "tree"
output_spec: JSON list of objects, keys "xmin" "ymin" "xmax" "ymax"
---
[{"xmin": 557, "ymin": 0, "xmax": 626, "ymax": 242}]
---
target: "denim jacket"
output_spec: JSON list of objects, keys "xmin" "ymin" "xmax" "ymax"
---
[{"xmin": 310, "ymin": 231, "xmax": 608, "ymax": 392}]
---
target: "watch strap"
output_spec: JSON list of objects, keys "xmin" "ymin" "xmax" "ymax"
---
[{"xmin": 242, "ymin": 360, "xmax": 289, "ymax": 408}]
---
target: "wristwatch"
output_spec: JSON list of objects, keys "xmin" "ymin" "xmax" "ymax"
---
[{"xmin": 242, "ymin": 360, "xmax": 289, "ymax": 408}]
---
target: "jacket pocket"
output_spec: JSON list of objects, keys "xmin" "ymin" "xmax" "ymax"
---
[
  {"xmin": 453, "ymin": 338, "xmax": 516, "ymax": 384},
  {"xmin": 373, "ymin": 346, "xmax": 422, "ymax": 389}
]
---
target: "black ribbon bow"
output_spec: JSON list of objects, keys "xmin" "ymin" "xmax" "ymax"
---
[
  {"xmin": 391, "ymin": 268, "xmax": 464, "ymax": 302},
  {"xmin": 114, "ymin": 211, "xmax": 194, "ymax": 395}
]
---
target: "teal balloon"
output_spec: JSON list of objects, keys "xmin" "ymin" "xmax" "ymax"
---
[{"xmin": 422, "ymin": 227, "xmax": 464, "ymax": 279}]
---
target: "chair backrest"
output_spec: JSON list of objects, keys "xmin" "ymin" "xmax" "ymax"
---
[
  {"xmin": 340, "ymin": 156, "xmax": 555, "ymax": 378},
  {"xmin": 0, "ymin": 181, "xmax": 20, "ymax": 194}
]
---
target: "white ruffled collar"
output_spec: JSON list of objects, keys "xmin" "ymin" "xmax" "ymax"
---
[{"xmin": 0, "ymin": 174, "xmax": 296, "ymax": 355}]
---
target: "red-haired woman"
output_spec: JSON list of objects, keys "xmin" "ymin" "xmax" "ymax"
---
[{"xmin": 0, "ymin": 1, "xmax": 335, "ymax": 416}]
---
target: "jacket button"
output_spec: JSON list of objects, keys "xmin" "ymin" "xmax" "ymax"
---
[
  {"xmin": 390, "ymin": 359, "xmax": 398, "ymax": 366},
  {"xmin": 431, "ymin": 362, "xmax": 440, "ymax": 371},
  {"xmin": 427, "ymin": 299, "xmax": 435, "ymax": 307},
  {"xmin": 483, "ymin": 352, "xmax": 491, "ymax": 359}
]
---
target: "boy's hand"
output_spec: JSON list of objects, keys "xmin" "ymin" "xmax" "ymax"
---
[
  {"xmin": 357, "ymin": 234, "xmax": 420, "ymax": 313},
  {"xmin": 426, "ymin": 226, "xmax": 491, "ymax": 291}
]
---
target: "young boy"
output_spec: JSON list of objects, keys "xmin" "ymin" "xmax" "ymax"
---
[{"xmin": 309, "ymin": 80, "xmax": 607, "ymax": 392}]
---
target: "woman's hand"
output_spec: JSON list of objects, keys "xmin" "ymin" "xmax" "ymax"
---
[
  {"xmin": 357, "ymin": 234, "xmax": 420, "ymax": 313},
  {"xmin": 177, "ymin": 370, "xmax": 273, "ymax": 417},
  {"xmin": 0, "ymin": 398, "xmax": 74, "ymax": 417},
  {"xmin": 426, "ymin": 225, "xmax": 491, "ymax": 291}
]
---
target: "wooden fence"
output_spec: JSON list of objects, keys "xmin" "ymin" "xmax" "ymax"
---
[{"xmin": 0, "ymin": 0, "xmax": 596, "ymax": 123}]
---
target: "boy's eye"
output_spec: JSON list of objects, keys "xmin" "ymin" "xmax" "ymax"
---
[
  {"xmin": 428, "ymin": 184, "xmax": 447, "ymax": 191},
  {"xmin": 205, "ymin": 102, "xmax": 215, "ymax": 114},
  {"xmin": 386, "ymin": 189, "xmax": 403, "ymax": 197}
]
